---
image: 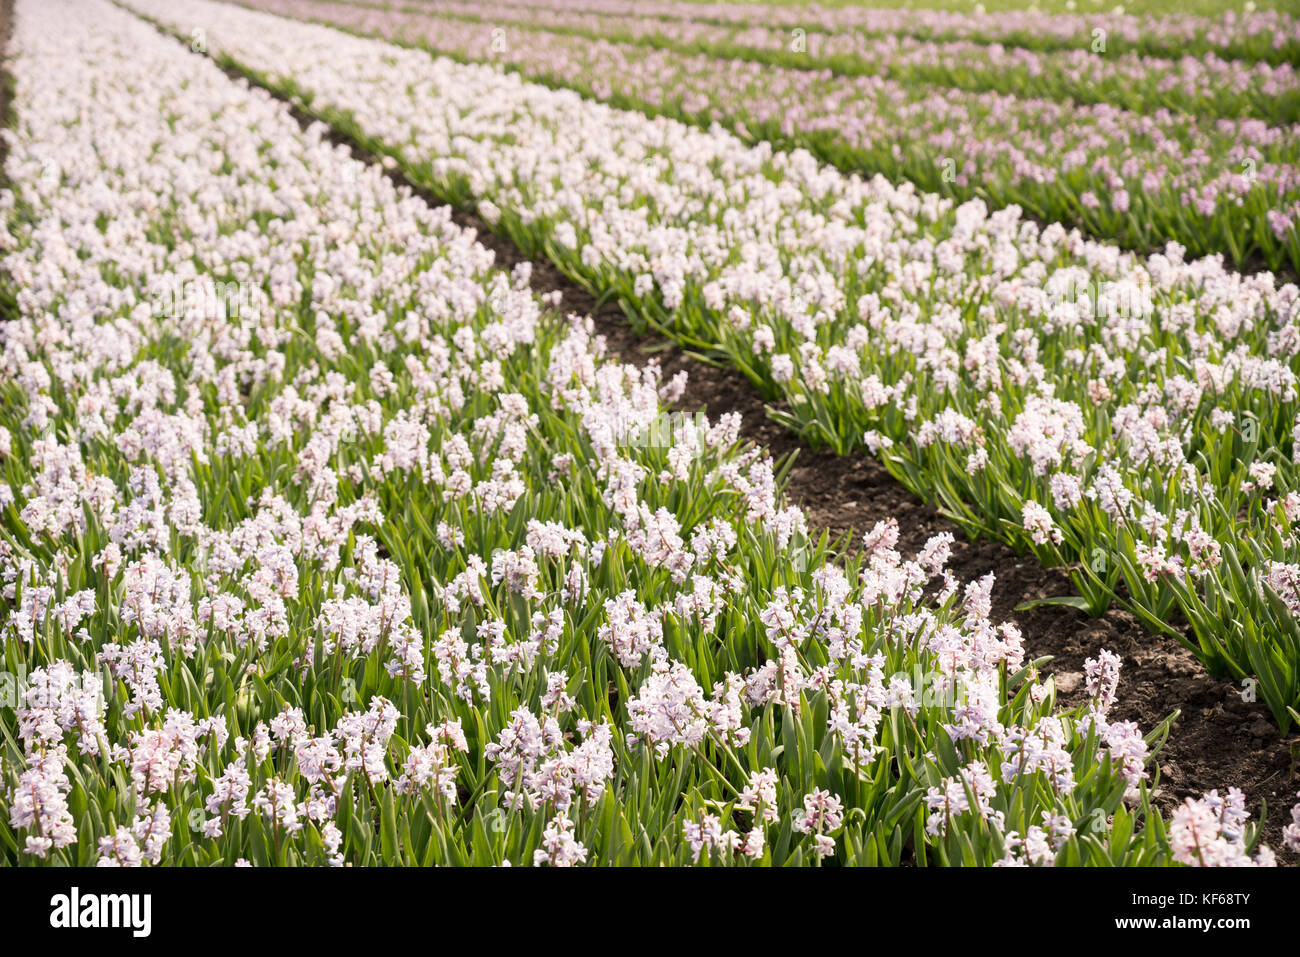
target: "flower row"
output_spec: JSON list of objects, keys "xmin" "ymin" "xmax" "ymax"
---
[
  {"xmin": 234, "ymin": 0, "xmax": 1300, "ymax": 274},
  {"xmin": 125, "ymin": 0, "xmax": 1300, "ymax": 731},
  {"xmin": 4, "ymin": 0, "xmax": 1257, "ymax": 868},
  {"xmin": 352, "ymin": 0, "xmax": 1300, "ymax": 124},
  {"xmin": 388, "ymin": 0, "xmax": 1300, "ymax": 64}
]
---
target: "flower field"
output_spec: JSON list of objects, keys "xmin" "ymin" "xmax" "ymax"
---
[
  {"xmin": 0, "ymin": 0, "xmax": 1298, "ymax": 874},
  {"xmin": 228, "ymin": 0, "xmax": 1300, "ymax": 273}
]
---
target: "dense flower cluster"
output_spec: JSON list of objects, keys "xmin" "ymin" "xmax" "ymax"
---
[
  {"xmin": 321, "ymin": 0, "xmax": 1300, "ymax": 123},
  {"xmin": 389, "ymin": 0, "xmax": 1300, "ymax": 65},
  {"xmin": 237, "ymin": 0, "xmax": 1300, "ymax": 272},
  {"xmin": 128, "ymin": 0, "xmax": 1300, "ymax": 729},
  {"xmin": 2, "ymin": 0, "xmax": 1295, "ymax": 869}
]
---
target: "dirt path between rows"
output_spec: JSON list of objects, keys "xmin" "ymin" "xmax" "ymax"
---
[{"xmin": 58, "ymin": 1, "xmax": 1300, "ymax": 859}]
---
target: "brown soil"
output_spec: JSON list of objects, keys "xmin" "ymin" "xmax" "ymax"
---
[{"xmin": 115, "ymin": 9, "xmax": 1300, "ymax": 860}]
